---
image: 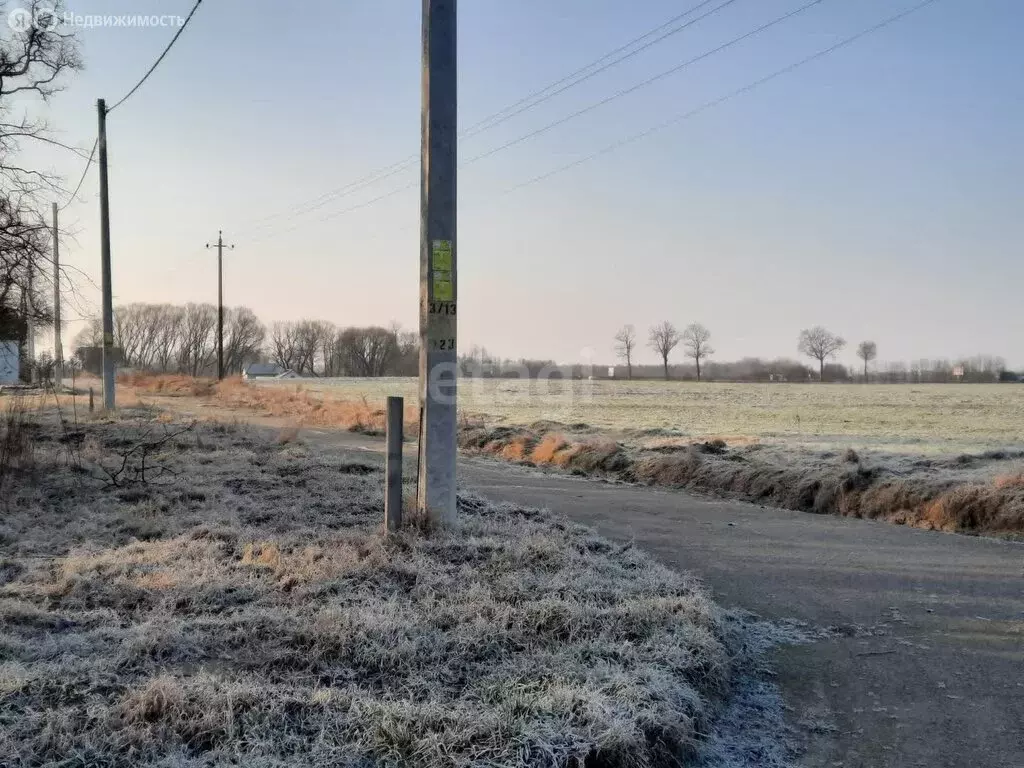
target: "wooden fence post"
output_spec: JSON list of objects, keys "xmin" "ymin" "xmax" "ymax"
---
[{"xmin": 385, "ymin": 396, "xmax": 404, "ymax": 531}]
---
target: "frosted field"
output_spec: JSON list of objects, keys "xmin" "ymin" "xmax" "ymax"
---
[{"xmin": 258, "ymin": 378, "xmax": 1024, "ymax": 454}]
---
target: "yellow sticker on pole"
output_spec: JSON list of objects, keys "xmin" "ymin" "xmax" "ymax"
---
[
  {"xmin": 433, "ymin": 274, "xmax": 453, "ymax": 301},
  {"xmin": 432, "ymin": 240, "xmax": 452, "ymax": 271},
  {"xmin": 431, "ymin": 240, "xmax": 453, "ymax": 300}
]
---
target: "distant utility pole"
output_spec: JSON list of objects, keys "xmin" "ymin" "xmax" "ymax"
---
[
  {"xmin": 51, "ymin": 202, "xmax": 63, "ymax": 387},
  {"xmin": 24, "ymin": 263, "xmax": 34, "ymax": 369},
  {"xmin": 97, "ymin": 98, "xmax": 115, "ymax": 409},
  {"xmin": 205, "ymin": 231, "xmax": 234, "ymax": 380},
  {"xmin": 416, "ymin": 0, "xmax": 458, "ymax": 526}
]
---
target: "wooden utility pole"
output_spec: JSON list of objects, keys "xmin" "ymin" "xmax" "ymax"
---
[
  {"xmin": 97, "ymin": 98, "xmax": 115, "ymax": 409},
  {"xmin": 205, "ymin": 231, "xmax": 234, "ymax": 380},
  {"xmin": 417, "ymin": 0, "xmax": 458, "ymax": 526},
  {"xmin": 51, "ymin": 202, "xmax": 63, "ymax": 387}
]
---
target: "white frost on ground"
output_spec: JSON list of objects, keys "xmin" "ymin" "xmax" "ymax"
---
[{"xmin": 697, "ymin": 615, "xmax": 826, "ymax": 768}]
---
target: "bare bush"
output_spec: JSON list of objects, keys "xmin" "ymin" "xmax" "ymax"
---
[
  {"xmin": 95, "ymin": 420, "xmax": 195, "ymax": 488},
  {"xmin": 0, "ymin": 398, "xmax": 35, "ymax": 499}
]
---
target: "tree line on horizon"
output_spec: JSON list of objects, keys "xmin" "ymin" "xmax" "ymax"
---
[
  {"xmin": 71, "ymin": 303, "xmax": 418, "ymax": 379},
  {"xmin": 66, "ymin": 302, "xmax": 1015, "ymax": 384},
  {"xmin": 612, "ymin": 321, "xmax": 1012, "ymax": 383}
]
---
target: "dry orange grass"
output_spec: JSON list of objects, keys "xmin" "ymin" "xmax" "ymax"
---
[
  {"xmin": 499, "ymin": 435, "xmax": 534, "ymax": 461},
  {"xmin": 459, "ymin": 423, "xmax": 1024, "ymax": 535},
  {"xmin": 120, "ymin": 374, "xmax": 417, "ymax": 434},
  {"xmin": 119, "ymin": 372, "xmax": 215, "ymax": 397},
  {"xmin": 531, "ymin": 434, "xmax": 570, "ymax": 464},
  {"xmin": 994, "ymin": 471, "xmax": 1024, "ymax": 490},
  {"xmin": 213, "ymin": 377, "xmax": 417, "ymax": 434}
]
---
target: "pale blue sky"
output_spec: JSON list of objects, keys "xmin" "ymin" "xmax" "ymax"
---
[{"xmin": 17, "ymin": 0, "xmax": 1024, "ymax": 367}]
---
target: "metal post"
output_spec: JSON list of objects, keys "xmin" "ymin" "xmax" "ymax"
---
[
  {"xmin": 416, "ymin": 0, "xmax": 458, "ymax": 526},
  {"xmin": 385, "ymin": 396, "xmax": 404, "ymax": 531},
  {"xmin": 51, "ymin": 202, "xmax": 62, "ymax": 389},
  {"xmin": 97, "ymin": 98, "xmax": 115, "ymax": 409}
]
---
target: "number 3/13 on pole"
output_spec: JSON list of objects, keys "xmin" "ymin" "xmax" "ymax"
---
[{"xmin": 417, "ymin": 0, "xmax": 457, "ymax": 526}]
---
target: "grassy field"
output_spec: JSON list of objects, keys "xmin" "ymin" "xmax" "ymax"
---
[
  {"xmin": 0, "ymin": 405, "xmax": 735, "ymax": 766},
  {"xmin": 260, "ymin": 378, "xmax": 1024, "ymax": 454},
  {"xmin": 113, "ymin": 374, "xmax": 1024, "ymax": 534}
]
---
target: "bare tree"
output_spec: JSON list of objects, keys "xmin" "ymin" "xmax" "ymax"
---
[
  {"xmin": 798, "ymin": 326, "xmax": 846, "ymax": 382},
  {"xmin": 153, "ymin": 305, "xmax": 185, "ymax": 372},
  {"xmin": 856, "ymin": 340, "xmax": 878, "ymax": 382},
  {"xmin": 0, "ymin": 196, "xmax": 52, "ymax": 341},
  {"xmin": 0, "ymin": 3, "xmax": 82, "ymax": 376},
  {"xmin": 270, "ymin": 321, "xmax": 299, "ymax": 372},
  {"xmin": 337, "ymin": 326, "xmax": 397, "ymax": 377},
  {"xmin": 648, "ymin": 321, "xmax": 680, "ymax": 381},
  {"xmin": 223, "ymin": 307, "xmax": 266, "ymax": 375},
  {"xmin": 0, "ymin": 0, "xmax": 82, "ymax": 202},
  {"xmin": 613, "ymin": 324, "xmax": 636, "ymax": 380},
  {"xmin": 390, "ymin": 322, "xmax": 419, "ymax": 376},
  {"xmin": 292, "ymin": 320, "xmax": 327, "ymax": 375},
  {"xmin": 682, "ymin": 323, "xmax": 714, "ymax": 382},
  {"xmin": 178, "ymin": 304, "xmax": 217, "ymax": 376}
]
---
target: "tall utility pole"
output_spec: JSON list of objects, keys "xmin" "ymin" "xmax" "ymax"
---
[
  {"xmin": 416, "ymin": 0, "xmax": 458, "ymax": 526},
  {"xmin": 51, "ymin": 202, "xmax": 62, "ymax": 387},
  {"xmin": 205, "ymin": 231, "xmax": 234, "ymax": 380},
  {"xmin": 97, "ymin": 98, "xmax": 115, "ymax": 409}
]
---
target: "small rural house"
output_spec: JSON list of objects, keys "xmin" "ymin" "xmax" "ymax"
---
[{"xmin": 242, "ymin": 363, "xmax": 295, "ymax": 380}]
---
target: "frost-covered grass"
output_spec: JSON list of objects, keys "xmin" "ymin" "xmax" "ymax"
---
[
  {"xmin": 255, "ymin": 379, "xmax": 1024, "ymax": 454},
  {"xmin": 108, "ymin": 377, "xmax": 1024, "ymax": 533},
  {"xmin": 459, "ymin": 424, "xmax": 1024, "ymax": 535},
  {"xmin": 0, "ymin": 409, "xmax": 729, "ymax": 767}
]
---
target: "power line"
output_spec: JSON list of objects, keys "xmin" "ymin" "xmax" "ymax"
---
[
  {"xmin": 239, "ymin": 0, "xmax": 742, "ymax": 234},
  {"xmin": 502, "ymin": 0, "xmax": 943, "ymax": 196},
  {"xmin": 250, "ymin": 0, "xmax": 822, "ymax": 239},
  {"xmin": 462, "ymin": 0, "xmax": 826, "ymax": 167},
  {"xmin": 244, "ymin": 0, "xmax": 939, "ymax": 242},
  {"xmin": 107, "ymin": 0, "xmax": 205, "ymax": 113},
  {"xmin": 244, "ymin": 155, "xmax": 420, "ymax": 234},
  {"xmin": 281, "ymin": 0, "xmax": 941, "ymax": 235},
  {"xmin": 248, "ymin": 179, "xmax": 418, "ymax": 246},
  {"xmin": 461, "ymin": 0, "xmax": 734, "ymax": 138},
  {"xmin": 60, "ymin": 137, "xmax": 98, "ymax": 211}
]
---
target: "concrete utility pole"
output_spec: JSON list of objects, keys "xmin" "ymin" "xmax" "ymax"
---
[
  {"xmin": 97, "ymin": 98, "xmax": 115, "ymax": 409},
  {"xmin": 416, "ymin": 0, "xmax": 458, "ymax": 526},
  {"xmin": 51, "ymin": 202, "xmax": 63, "ymax": 387},
  {"xmin": 24, "ymin": 264, "xmax": 34, "ymax": 370},
  {"xmin": 205, "ymin": 231, "xmax": 234, "ymax": 380}
]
